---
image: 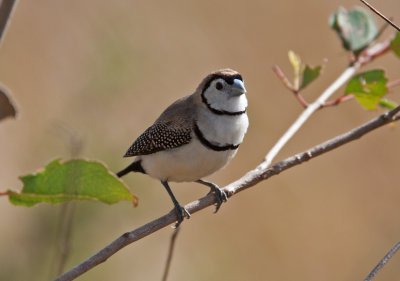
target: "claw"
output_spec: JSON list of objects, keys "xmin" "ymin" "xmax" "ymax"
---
[
  {"xmin": 197, "ymin": 179, "xmax": 228, "ymax": 213},
  {"xmin": 174, "ymin": 205, "xmax": 191, "ymax": 228},
  {"xmin": 214, "ymin": 187, "xmax": 228, "ymax": 213},
  {"xmin": 212, "ymin": 186, "xmax": 228, "ymax": 213}
]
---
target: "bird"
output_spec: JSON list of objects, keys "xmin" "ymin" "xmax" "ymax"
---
[{"xmin": 117, "ymin": 68, "xmax": 249, "ymax": 227}]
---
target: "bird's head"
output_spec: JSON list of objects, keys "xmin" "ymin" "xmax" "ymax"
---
[{"xmin": 198, "ymin": 69, "xmax": 247, "ymax": 115}]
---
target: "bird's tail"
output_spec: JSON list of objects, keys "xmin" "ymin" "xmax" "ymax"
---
[{"xmin": 116, "ymin": 160, "xmax": 145, "ymax": 177}]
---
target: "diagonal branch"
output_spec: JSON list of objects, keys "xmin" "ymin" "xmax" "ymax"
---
[
  {"xmin": 359, "ymin": 0, "xmax": 400, "ymax": 32},
  {"xmin": 364, "ymin": 240, "xmax": 400, "ymax": 281},
  {"xmin": 54, "ymin": 105, "xmax": 400, "ymax": 281},
  {"xmin": 262, "ymin": 64, "xmax": 358, "ymax": 169}
]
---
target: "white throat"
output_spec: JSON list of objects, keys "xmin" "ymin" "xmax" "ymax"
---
[{"xmin": 203, "ymin": 88, "xmax": 248, "ymax": 113}]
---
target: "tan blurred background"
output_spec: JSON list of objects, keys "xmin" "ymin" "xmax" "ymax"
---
[{"xmin": 0, "ymin": 0, "xmax": 399, "ymax": 280}]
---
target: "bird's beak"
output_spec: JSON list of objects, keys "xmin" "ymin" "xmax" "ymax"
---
[{"xmin": 230, "ymin": 79, "xmax": 247, "ymax": 97}]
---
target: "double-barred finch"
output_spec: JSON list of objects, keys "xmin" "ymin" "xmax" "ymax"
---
[{"xmin": 117, "ymin": 69, "xmax": 249, "ymax": 227}]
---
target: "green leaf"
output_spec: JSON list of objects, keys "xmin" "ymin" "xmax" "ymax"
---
[
  {"xmin": 390, "ymin": 32, "xmax": 400, "ymax": 57},
  {"xmin": 379, "ymin": 98, "xmax": 398, "ymax": 110},
  {"xmin": 345, "ymin": 70, "xmax": 388, "ymax": 109},
  {"xmin": 3, "ymin": 159, "xmax": 137, "ymax": 207},
  {"xmin": 301, "ymin": 65, "xmax": 321, "ymax": 90},
  {"xmin": 330, "ymin": 6, "xmax": 378, "ymax": 52}
]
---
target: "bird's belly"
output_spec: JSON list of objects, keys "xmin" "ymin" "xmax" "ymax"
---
[{"xmin": 140, "ymin": 139, "xmax": 237, "ymax": 182}]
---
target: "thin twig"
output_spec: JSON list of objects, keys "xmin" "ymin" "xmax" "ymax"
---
[
  {"xmin": 363, "ymin": 40, "xmax": 391, "ymax": 63},
  {"xmin": 387, "ymin": 79, "xmax": 400, "ymax": 89},
  {"xmin": 272, "ymin": 65, "xmax": 308, "ymax": 108},
  {"xmin": 49, "ymin": 124, "xmax": 83, "ymax": 278},
  {"xmin": 0, "ymin": 0, "xmax": 17, "ymax": 45},
  {"xmin": 359, "ymin": 0, "xmax": 400, "ymax": 32},
  {"xmin": 161, "ymin": 228, "xmax": 181, "ymax": 281},
  {"xmin": 264, "ymin": 35, "xmax": 392, "ymax": 169},
  {"xmin": 48, "ymin": 203, "xmax": 78, "ymax": 280},
  {"xmin": 272, "ymin": 65, "xmax": 295, "ymax": 91},
  {"xmin": 56, "ymin": 203, "xmax": 77, "ymax": 275},
  {"xmin": 294, "ymin": 92, "xmax": 309, "ymax": 108},
  {"xmin": 53, "ymin": 105, "xmax": 400, "ymax": 281},
  {"xmin": 261, "ymin": 63, "xmax": 359, "ymax": 169},
  {"xmin": 322, "ymin": 94, "xmax": 355, "ymax": 107},
  {"xmin": 364, "ymin": 241, "xmax": 400, "ymax": 281}
]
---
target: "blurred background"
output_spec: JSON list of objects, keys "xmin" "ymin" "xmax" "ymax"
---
[{"xmin": 0, "ymin": 0, "xmax": 399, "ymax": 280}]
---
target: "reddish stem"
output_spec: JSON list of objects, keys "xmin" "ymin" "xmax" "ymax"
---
[
  {"xmin": 387, "ymin": 79, "xmax": 400, "ymax": 89},
  {"xmin": 294, "ymin": 91, "xmax": 309, "ymax": 108},
  {"xmin": 273, "ymin": 65, "xmax": 309, "ymax": 108},
  {"xmin": 323, "ymin": 78, "xmax": 400, "ymax": 108},
  {"xmin": 272, "ymin": 65, "xmax": 295, "ymax": 91},
  {"xmin": 323, "ymin": 94, "xmax": 355, "ymax": 107}
]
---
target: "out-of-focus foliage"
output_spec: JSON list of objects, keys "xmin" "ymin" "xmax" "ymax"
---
[
  {"xmin": 288, "ymin": 50, "xmax": 321, "ymax": 91},
  {"xmin": 390, "ymin": 32, "xmax": 400, "ymax": 57},
  {"xmin": 301, "ymin": 65, "xmax": 322, "ymax": 90},
  {"xmin": 345, "ymin": 70, "xmax": 388, "ymax": 110},
  {"xmin": 330, "ymin": 6, "xmax": 378, "ymax": 52},
  {"xmin": 379, "ymin": 98, "xmax": 398, "ymax": 110}
]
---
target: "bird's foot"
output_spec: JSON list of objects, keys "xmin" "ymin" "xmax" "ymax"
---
[
  {"xmin": 210, "ymin": 185, "xmax": 228, "ymax": 213},
  {"xmin": 196, "ymin": 179, "xmax": 228, "ymax": 213},
  {"xmin": 173, "ymin": 204, "xmax": 191, "ymax": 228}
]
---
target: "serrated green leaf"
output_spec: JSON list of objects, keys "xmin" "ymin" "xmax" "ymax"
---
[
  {"xmin": 345, "ymin": 70, "xmax": 388, "ymax": 109},
  {"xmin": 3, "ymin": 159, "xmax": 137, "ymax": 207},
  {"xmin": 330, "ymin": 6, "xmax": 378, "ymax": 52},
  {"xmin": 390, "ymin": 32, "xmax": 400, "ymax": 57},
  {"xmin": 301, "ymin": 65, "xmax": 321, "ymax": 90},
  {"xmin": 379, "ymin": 98, "xmax": 398, "ymax": 110}
]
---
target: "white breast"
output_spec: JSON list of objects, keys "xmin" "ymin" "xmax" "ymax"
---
[
  {"xmin": 140, "ymin": 138, "xmax": 238, "ymax": 182},
  {"xmin": 197, "ymin": 108, "xmax": 249, "ymax": 146}
]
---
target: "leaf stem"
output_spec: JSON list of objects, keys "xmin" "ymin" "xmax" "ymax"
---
[
  {"xmin": 387, "ymin": 79, "xmax": 400, "ymax": 89},
  {"xmin": 323, "ymin": 94, "xmax": 355, "ymax": 107},
  {"xmin": 272, "ymin": 65, "xmax": 309, "ymax": 108},
  {"xmin": 272, "ymin": 65, "xmax": 295, "ymax": 91}
]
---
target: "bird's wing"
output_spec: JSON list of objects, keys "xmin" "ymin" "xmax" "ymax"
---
[
  {"xmin": 123, "ymin": 121, "xmax": 192, "ymax": 157},
  {"xmin": 123, "ymin": 95, "xmax": 196, "ymax": 157}
]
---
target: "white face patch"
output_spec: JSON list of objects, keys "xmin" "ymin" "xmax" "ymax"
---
[{"xmin": 203, "ymin": 79, "xmax": 248, "ymax": 113}]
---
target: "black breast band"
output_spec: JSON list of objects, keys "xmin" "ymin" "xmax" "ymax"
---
[{"xmin": 194, "ymin": 122, "xmax": 239, "ymax": 151}]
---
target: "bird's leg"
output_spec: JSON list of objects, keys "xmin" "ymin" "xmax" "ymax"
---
[
  {"xmin": 196, "ymin": 179, "xmax": 228, "ymax": 213},
  {"xmin": 161, "ymin": 181, "xmax": 191, "ymax": 228}
]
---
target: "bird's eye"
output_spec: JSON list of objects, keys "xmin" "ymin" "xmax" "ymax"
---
[{"xmin": 215, "ymin": 82, "xmax": 223, "ymax": 90}]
